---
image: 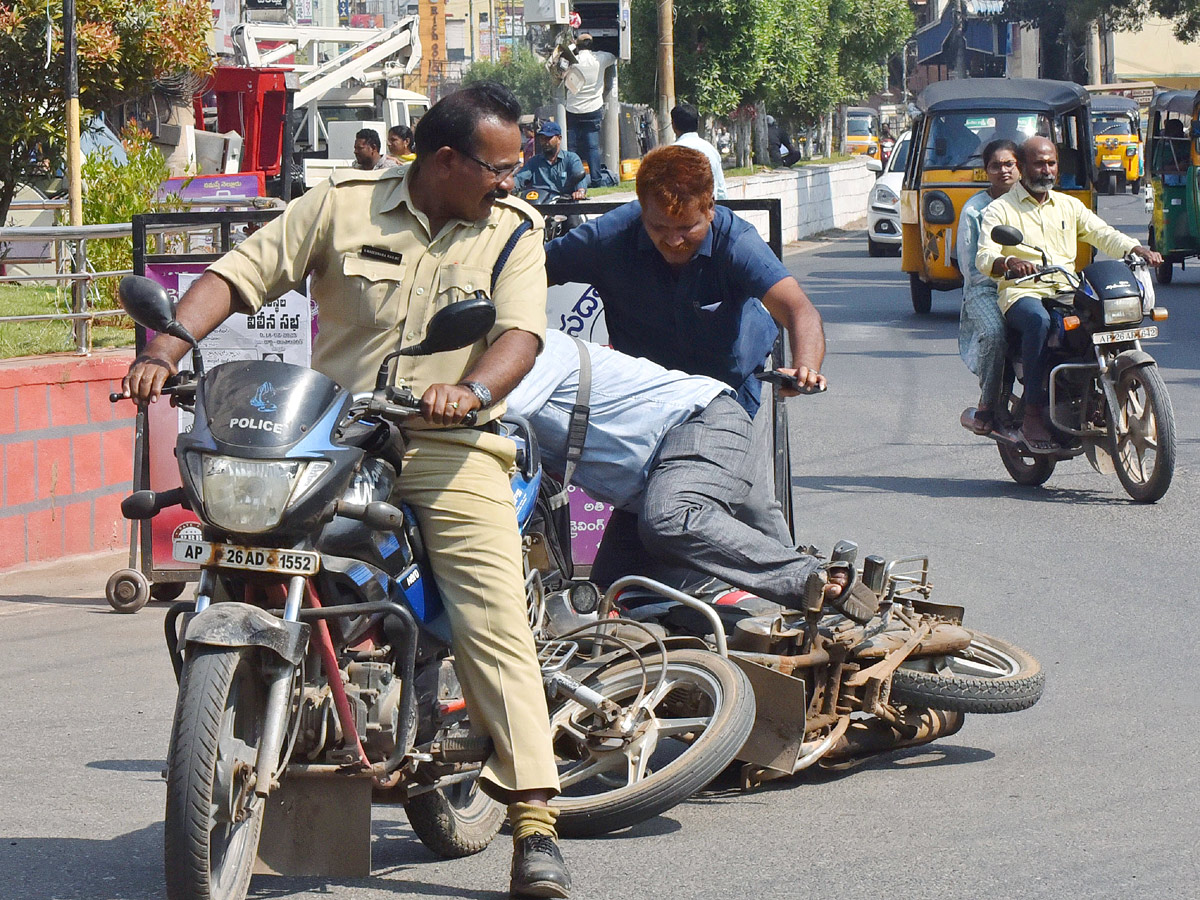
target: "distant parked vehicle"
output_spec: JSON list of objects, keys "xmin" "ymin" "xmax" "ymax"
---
[{"xmin": 866, "ymin": 130, "xmax": 911, "ymax": 257}]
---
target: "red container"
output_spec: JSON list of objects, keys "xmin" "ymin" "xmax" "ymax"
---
[{"xmin": 213, "ymin": 67, "xmax": 289, "ymax": 178}]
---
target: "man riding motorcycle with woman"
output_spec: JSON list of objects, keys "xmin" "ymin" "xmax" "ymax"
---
[{"xmin": 968, "ymin": 135, "xmax": 1161, "ymax": 451}]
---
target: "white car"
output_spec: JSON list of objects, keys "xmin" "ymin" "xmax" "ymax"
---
[{"xmin": 866, "ymin": 130, "xmax": 911, "ymax": 257}]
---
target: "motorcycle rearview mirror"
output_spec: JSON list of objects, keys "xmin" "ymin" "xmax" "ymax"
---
[
  {"xmin": 375, "ymin": 293, "xmax": 497, "ymax": 390},
  {"xmin": 117, "ymin": 275, "xmax": 198, "ymax": 348},
  {"xmin": 990, "ymin": 224, "xmax": 1025, "ymax": 247},
  {"xmin": 990, "ymin": 225, "xmax": 1049, "ymax": 267}
]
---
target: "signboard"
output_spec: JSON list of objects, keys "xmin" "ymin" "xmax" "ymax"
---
[
  {"xmin": 159, "ymin": 173, "xmax": 265, "ymax": 207},
  {"xmin": 144, "ymin": 263, "xmax": 313, "ymax": 571},
  {"xmin": 419, "ymin": 0, "xmax": 447, "ymax": 90}
]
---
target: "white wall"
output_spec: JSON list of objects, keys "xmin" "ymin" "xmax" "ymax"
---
[{"xmin": 597, "ymin": 157, "xmax": 875, "ymax": 245}]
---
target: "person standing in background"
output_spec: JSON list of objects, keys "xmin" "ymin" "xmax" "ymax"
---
[
  {"xmin": 671, "ymin": 103, "xmax": 727, "ymax": 200},
  {"xmin": 564, "ymin": 33, "xmax": 616, "ymax": 187}
]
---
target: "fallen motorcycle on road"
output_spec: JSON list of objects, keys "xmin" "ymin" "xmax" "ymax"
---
[{"xmin": 604, "ymin": 540, "xmax": 1044, "ymax": 787}]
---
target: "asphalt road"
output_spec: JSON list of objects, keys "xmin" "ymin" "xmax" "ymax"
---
[{"xmin": 1, "ymin": 191, "xmax": 1197, "ymax": 900}]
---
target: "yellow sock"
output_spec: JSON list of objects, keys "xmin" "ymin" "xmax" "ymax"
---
[{"xmin": 509, "ymin": 801, "xmax": 559, "ymax": 843}]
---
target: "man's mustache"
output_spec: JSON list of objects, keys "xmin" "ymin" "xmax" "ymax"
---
[{"xmin": 486, "ymin": 188, "xmax": 509, "ymax": 202}]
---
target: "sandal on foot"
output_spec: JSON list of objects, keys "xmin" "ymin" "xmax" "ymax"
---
[{"xmin": 1020, "ymin": 429, "xmax": 1060, "ymax": 454}]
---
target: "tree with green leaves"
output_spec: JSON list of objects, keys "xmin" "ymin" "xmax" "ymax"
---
[
  {"xmin": 460, "ymin": 48, "xmax": 556, "ymax": 117},
  {"xmin": 0, "ymin": 0, "xmax": 211, "ymax": 224},
  {"xmin": 622, "ymin": 0, "xmax": 911, "ymax": 129}
]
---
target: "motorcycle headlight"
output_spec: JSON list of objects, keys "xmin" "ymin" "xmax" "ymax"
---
[
  {"xmin": 193, "ymin": 455, "xmax": 331, "ymax": 533},
  {"xmin": 1103, "ymin": 295, "xmax": 1143, "ymax": 326}
]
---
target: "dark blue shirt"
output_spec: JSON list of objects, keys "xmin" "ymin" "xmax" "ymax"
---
[
  {"xmin": 513, "ymin": 150, "xmax": 586, "ymax": 196},
  {"xmin": 545, "ymin": 201, "xmax": 788, "ymax": 413}
]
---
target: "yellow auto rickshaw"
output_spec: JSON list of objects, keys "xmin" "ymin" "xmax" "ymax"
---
[
  {"xmin": 1091, "ymin": 95, "xmax": 1143, "ymax": 194},
  {"xmin": 901, "ymin": 78, "xmax": 1096, "ymax": 313},
  {"xmin": 844, "ymin": 106, "xmax": 881, "ymax": 160},
  {"xmin": 1145, "ymin": 89, "xmax": 1200, "ymax": 283}
]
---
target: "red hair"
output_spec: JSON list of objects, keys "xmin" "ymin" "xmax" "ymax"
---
[{"xmin": 636, "ymin": 145, "xmax": 715, "ymax": 215}]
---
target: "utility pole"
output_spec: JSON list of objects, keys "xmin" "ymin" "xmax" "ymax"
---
[
  {"xmin": 951, "ymin": 0, "xmax": 967, "ymax": 80},
  {"xmin": 64, "ymin": 0, "xmax": 81, "ymax": 227},
  {"xmin": 656, "ymin": 0, "xmax": 674, "ymax": 146},
  {"xmin": 64, "ymin": 0, "xmax": 87, "ymax": 352}
]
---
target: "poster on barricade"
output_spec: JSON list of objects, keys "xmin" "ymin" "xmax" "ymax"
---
[{"xmin": 143, "ymin": 263, "xmax": 313, "ymax": 571}]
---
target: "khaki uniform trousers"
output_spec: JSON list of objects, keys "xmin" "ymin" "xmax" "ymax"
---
[{"xmin": 393, "ymin": 426, "xmax": 560, "ymax": 797}]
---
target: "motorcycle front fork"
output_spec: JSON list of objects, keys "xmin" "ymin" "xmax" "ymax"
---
[{"xmin": 254, "ymin": 575, "xmax": 306, "ymax": 796}]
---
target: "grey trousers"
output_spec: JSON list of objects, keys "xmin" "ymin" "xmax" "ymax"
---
[{"xmin": 591, "ymin": 394, "xmax": 821, "ymax": 607}]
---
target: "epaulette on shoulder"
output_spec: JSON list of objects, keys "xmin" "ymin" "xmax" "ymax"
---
[
  {"xmin": 329, "ymin": 166, "xmax": 403, "ymax": 187},
  {"xmin": 496, "ymin": 192, "xmax": 544, "ymax": 228}
]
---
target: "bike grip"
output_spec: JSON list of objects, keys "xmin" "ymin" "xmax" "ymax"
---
[
  {"xmin": 463, "ymin": 410, "xmax": 478, "ymax": 426},
  {"xmin": 109, "ymin": 391, "xmax": 128, "ymax": 403}
]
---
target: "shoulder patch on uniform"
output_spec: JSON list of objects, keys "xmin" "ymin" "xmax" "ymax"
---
[{"xmin": 496, "ymin": 193, "xmax": 545, "ymax": 228}]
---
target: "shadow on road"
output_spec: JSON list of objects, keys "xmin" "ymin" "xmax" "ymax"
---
[
  {"xmin": 801, "ymin": 743, "xmax": 997, "ymax": 783},
  {"xmin": 792, "ymin": 473, "xmax": 1118, "ymax": 505}
]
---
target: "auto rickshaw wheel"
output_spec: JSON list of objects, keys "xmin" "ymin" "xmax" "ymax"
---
[
  {"xmin": 1131, "ymin": 177, "xmax": 1142, "ymax": 194},
  {"xmin": 1155, "ymin": 260, "xmax": 1173, "ymax": 284},
  {"xmin": 909, "ymin": 273, "xmax": 932, "ymax": 314}
]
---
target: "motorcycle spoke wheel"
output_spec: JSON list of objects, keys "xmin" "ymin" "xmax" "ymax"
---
[
  {"xmin": 165, "ymin": 647, "xmax": 268, "ymax": 900},
  {"xmin": 1110, "ymin": 365, "xmax": 1175, "ymax": 502},
  {"xmin": 548, "ymin": 649, "xmax": 755, "ymax": 837},
  {"xmin": 892, "ymin": 629, "xmax": 1044, "ymax": 714}
]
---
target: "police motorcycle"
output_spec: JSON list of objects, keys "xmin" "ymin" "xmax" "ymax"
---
[
  {"xmin": 963, "ymin": 225, "xmax": 1175, "ymax": 502},
  {"xmin": 113, "ymin": 275, "xmax": 756, "ymax": 900},
  {"xmin": 602, "ymin": 538, "xmax": 1044, "ymax": 789}
]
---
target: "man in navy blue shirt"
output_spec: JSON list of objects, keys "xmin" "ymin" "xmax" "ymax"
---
[
  {"xmin": 544, "ymin": 144, "xmax": 825, "ymax": 414},
  {"xmin": 513, "ymin": 120, "xmax": 588, "ymax": 199}
]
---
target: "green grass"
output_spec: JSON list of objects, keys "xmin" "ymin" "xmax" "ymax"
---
[{"xmin": 0, "ymin": 282, "xmax": 134, "ymax": 359}]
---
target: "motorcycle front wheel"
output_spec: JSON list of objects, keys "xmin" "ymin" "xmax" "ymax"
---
[
  {"xmin": 404, "ymin": 779, "xmax": 505, "ymax": 858},
  {"xmin": 891, "ymin": 629, "xmax": 1043, "ymax": 714},
  {"xmin": 549, "ymin": 649, "xmax": 755, "ymax": 837},
  {"xmin": 165, "ymin": 647, "xmax": 269, "ymax": 900},
  {"xmin": 1109, "ymin": 364, "xmax": 1175, "ymax": 503}
]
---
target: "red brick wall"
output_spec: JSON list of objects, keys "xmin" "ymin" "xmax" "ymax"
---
[{"xmin": 0, "ymin": 350, "xmax": 136, "ymax": 570}]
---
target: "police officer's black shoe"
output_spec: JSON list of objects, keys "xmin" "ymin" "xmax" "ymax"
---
[{"xmin": 510, "ymin": 834, "xmax": 571, "ymax": 898}]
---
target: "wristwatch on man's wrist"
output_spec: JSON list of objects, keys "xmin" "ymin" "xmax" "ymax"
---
[{"xmin": 460, "ymin": 380, "xmax": 493, "ymax": 409}]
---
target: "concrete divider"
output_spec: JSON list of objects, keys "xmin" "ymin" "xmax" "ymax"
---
[
  {"xmin": 590, "ymin": 156, "xmax": 873, "ymax": 244},
  {"xmin": 0, "ymin": 350, "xmax": 135, "ymax": 571}
]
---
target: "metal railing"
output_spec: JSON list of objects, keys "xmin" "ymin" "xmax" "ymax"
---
[{"xmin": 0, "ymin": 198, "xmax": 282, "ymax": 353}]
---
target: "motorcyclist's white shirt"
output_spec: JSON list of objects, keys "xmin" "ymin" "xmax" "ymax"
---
[{"xmin": 507, "ymin": 330, "xmax": 728, "ymax": 510}]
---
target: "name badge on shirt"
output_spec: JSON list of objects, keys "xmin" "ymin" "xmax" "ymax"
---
[{"xmin": 360, "ymin": 245, "xmax": 404, "ymax": 265}]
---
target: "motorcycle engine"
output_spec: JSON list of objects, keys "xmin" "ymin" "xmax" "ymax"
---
[{"xmin": 729, "ymin": 615, "xmax": 806, "ymax": 655}]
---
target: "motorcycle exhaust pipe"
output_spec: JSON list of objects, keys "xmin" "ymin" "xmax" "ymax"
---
[{"xmin": 822, "ymin": 708, "xmax": 965, "ymax": 763}]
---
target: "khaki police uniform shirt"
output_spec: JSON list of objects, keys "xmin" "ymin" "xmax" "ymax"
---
[
  {"xmin": 976, "ymin": 181, "xmax": 1138, "ymax": 313},
  {"xmin": 208, "ymin": 166, "xmax": 547, "ymax": 424}
]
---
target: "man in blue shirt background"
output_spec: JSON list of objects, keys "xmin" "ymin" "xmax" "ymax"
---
[
  {"xmin": 543, "ymin": 144, "xmax": 825, "ymax": 415},
  {"xmin": 514, "ymin": 121, "xmax": 588, "ymax": 199}
]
